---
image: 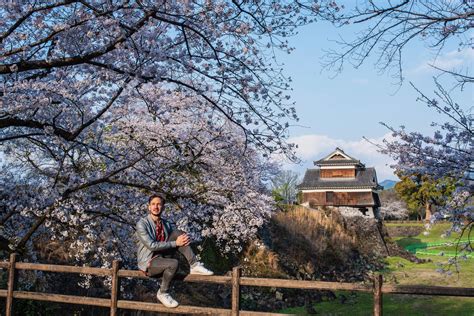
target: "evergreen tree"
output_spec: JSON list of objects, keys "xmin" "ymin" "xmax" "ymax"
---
[{"xmin": 395, "ymin": 174, "xmax": 456, "ymax": 221}]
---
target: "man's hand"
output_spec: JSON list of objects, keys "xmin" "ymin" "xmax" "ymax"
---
[{"xmin": 176, "ymin": 233, "xmax": 191, "ymax": 247}]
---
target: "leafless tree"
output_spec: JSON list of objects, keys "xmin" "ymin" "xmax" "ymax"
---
[
  {"xmin": 271, "ymin": 170, "xmax": 300, "ymax": 204},
  {"xmin": 323, "ymin": 0, "xmax": 473, "ymax": 85}
]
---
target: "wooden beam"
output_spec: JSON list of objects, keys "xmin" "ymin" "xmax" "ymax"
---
[
  {"xmin": 232, "ymin": 266, "xmax": 241, "ymax": 316},
  {"xmin": 110, "ymin": 260, "xmax": 120, "ymax": 316},
  {"xmin": 13, "ymin": 291, "xmax": 110, "ymax": 307},
  {"xmin": 240, "ymin": 312, "xmax": 289, "ymax": 316},
  {"xmin": 15, "ymin": 262, "xmax": 111, "ymax": 276},
  {"xmin": 185, "ymin": 274, "xmax": 232, "ymax": 284},
  {"xmin": 373, "ymin": 274, "xmax": 383, "ymax": 316},
  {"xmin": 3, "ymin": 289, "xmax": 287, "ymax": 316},
  {"xmin": 117, "ymin": 299, "xmax": 231, "ymax": 314},
  {"xmin": 6, "ymin": 253, "xmax": 16, "ymax": 316},
  {"xmin": 117, "ymin": 269, "xmax": 232, "ymax": 284},
  {"xmin": 382, "ymin": 285, "xmax": 474, "ymax": 297},
  {"xmin": 240, "ymin": 277, "xmax": 372, "ymax": 292}
]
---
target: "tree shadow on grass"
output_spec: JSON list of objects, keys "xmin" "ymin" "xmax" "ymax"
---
[{"xmin": 396, "ymin": 238, "xmax": 427, "ymax": 252}]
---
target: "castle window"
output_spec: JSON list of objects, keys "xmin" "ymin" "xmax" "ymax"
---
[{"xmin": 326, "ymin": 191, "xmax": 334, "ymax": 203}]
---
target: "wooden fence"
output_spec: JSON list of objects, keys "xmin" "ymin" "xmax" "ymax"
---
[{"xmin": 1, "ymin": 253, "xmax": 473, "ymax": 315}]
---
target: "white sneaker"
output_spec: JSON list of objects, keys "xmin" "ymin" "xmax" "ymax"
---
[
  {"xmin": 156, "ymin": 290, "xmax": 179, "ymax": 308},
  {"xmin": 190, "ymin": 262, "xmax": 214, "ymax": 275}
]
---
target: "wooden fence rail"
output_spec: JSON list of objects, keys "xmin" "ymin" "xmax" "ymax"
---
[{"xmin": 1, "ymin": 253, "xmax": 473, "ymax": 315}]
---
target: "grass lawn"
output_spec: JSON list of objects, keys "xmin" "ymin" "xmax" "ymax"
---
[
  {"xmin": 383, "ymin": 254, "xmax": 474, "ymax": 287},
  {"xmin": 279, "ymin": 291, "xmax": 474, "ymax": 315},
  {"xmin": 279, "ymin": 222, "xmax": 474, "ymax": 315},
  {"xmin": 386, "ymin": 222, "xmax": 473, "ymax": 287},
  {"xmin": 391, "ymin": 222, "xmax": 463, "ymax": 248}
]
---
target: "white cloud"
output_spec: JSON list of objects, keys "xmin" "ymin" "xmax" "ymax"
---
[
  {"xmin": 281, "ymin": 132, "xmax": 398, "ymax": 181},
  {"xmin": 410, "ymin": 48, "xmax": 474, "ymax": 75}
]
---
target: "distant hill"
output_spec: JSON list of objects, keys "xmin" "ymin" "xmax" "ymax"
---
[{"xmin": 380, "ymin": 179, "xmax": 397, "ymax": 190}]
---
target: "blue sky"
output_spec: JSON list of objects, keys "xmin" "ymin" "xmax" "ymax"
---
[{"xmin": 276, "ymin": 21, "xmax": 473, "ymax": 180}]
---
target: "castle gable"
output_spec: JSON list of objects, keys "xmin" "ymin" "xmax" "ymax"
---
[{"xmin": 313, "ymin": 147, "xmax": 363, "ymax": 167}]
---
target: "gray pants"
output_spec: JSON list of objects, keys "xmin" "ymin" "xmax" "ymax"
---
[{"xmin": 147, "ymin": 230, "xmax": 197, "ymax": 293}]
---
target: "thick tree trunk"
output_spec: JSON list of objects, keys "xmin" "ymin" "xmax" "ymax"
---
[{"xmin": 425, "ymin": 202, "xmax": 432, "ymax": 222}]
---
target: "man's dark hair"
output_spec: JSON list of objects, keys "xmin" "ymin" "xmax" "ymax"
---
[{"xmin": 148, "ymin": 194, "xmax": 165, "ymax": 205}]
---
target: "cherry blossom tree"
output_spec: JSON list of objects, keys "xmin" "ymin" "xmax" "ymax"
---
[
  {"xmin": 1, "ymin": 83, "xmax": 276, "ymax": 268},
  {"xmin": 0, "ymin": 0, "xmax": 338, "ymax": 154},
  {"xmin": 0, "ymin": 0, "xmax": 334, "ymax": 266}
]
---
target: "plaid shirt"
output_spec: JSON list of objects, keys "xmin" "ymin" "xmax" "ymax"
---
[{"xmin": 155, "ymin": 219, "xmax": 166, "ymax": 242}]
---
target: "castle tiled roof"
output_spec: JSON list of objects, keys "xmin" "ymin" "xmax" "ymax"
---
[
  {"xmin": 314, "ymin": 159, "xmax": 362, "ymax": 166},
  {"xmin": 298, "ymin": 167, "xmax": 381, "ymax": 190}
]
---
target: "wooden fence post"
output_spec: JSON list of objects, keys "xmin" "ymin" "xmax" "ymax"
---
[
  {"xmin": 110, "ymin": 260, "xmax": 120, "ymax": 316},
  {"xmin": 231, "ymin": 266, "xmax": 241, "ymax": 316},
  {"xmin": 6, "ymin": 253, "xmax": 17, "ymax": 316},
  {"xmin": 373, "ymin": 273, "xmax": 383, "ymax": 316}
]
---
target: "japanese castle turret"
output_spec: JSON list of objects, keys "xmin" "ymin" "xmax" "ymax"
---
[{"xmin": 298, "ymin": 148, "xmax": 382, "ymax": 216}]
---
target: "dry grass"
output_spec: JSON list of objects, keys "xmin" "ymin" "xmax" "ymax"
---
[
  {"xmin": 272, "ymin": 205, "xmax": 357, "ymax": 256},
  {"xmin": 241, "ymin": 205, "xmax": 379, "ymax": 280},
  {"xmin": 241, "ymin": 240, "xmax": 287, "ymax": 278},
  {"xmin": 35, "ymin": 238, "xmax": 73, "ymax": 263}
]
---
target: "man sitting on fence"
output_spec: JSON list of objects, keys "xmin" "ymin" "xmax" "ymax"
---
[{"xmin": 136, "ymin": 194, "xmax": 213, "ymax": 308}]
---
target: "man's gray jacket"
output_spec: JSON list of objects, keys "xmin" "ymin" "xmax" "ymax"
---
[{"xmin": 136, "ymin": 214, "xmax": 177, "ymax": 272}]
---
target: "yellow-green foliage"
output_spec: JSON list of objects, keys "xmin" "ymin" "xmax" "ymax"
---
[{"xmin": 395, "ymin": 175, "xmax": 456, "ymax": 219}]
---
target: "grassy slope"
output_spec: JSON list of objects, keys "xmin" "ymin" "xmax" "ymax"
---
[
  {"xmin": 280, "ymin": 292, "xmax": 474, "ymax": 315},
  {"xmin": 385, "ymin": 254, "xmax": 473, "ymax": 285},
  {"xmin": 280, "ymin": 222, "xmax": 474, "ymax": 315},
  {"xmin": 388, "ymin": 222, "xmax": 462, "ymax": 246},
  {"xmin": 385, "ymin": 222, "xmax": 473, "ymax": 287}
]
